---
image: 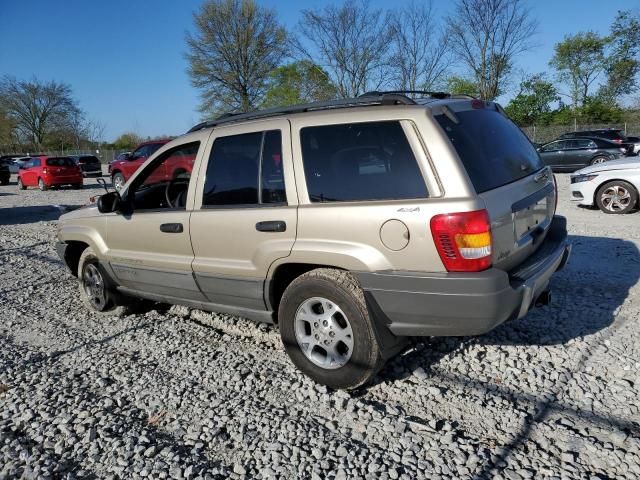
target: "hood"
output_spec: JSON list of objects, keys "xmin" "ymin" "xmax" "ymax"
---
[
  {"xmin": 574, "ymin": 158, "xmax": 640, "ymax": 175},
  {"xmin": 59, "ymin": 203, "xmax": 100, "ymax": 222}
]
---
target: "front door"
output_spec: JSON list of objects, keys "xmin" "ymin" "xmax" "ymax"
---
[
  {"xmin": 105, "ymin": 137, "xmax": 208, "ymax": 301},
  {"xmin": 189, "ymin": 119, "xmax": 297, "ymax": 311}
]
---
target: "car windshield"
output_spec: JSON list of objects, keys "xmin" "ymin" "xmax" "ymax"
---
[{"xmin": 46, "ymin": 157, "xmax": 75, "ymax": 167}]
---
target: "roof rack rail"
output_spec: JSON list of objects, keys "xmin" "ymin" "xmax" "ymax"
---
[
  {"xmin": 360, "ymin": 90, "xmax": 476, "ymax": 100},
  {"xmin": 187, "ymin": 93, "xmax": 417, "ymax": 133}
]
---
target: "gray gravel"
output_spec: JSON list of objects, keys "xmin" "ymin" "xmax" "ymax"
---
[{"xmin": 1, "ymin": 173, "xmax": 639, "ymax": 479}]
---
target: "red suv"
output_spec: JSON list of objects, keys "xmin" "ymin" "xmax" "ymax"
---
[
  {"xmin": 109, "ymin": 140, "xmax": 171, "ymax": 191},
  {"xmin": 18, "ymin": 156, "xmax": 83, "ymax": 191}
]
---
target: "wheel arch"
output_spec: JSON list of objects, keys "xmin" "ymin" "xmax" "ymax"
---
[{"xmin": 266, "ymin": 262, "xmax": 348, "ymax": 321}]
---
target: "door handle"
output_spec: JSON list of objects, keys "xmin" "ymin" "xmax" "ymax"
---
[
  {"xmin": 256, "ymin": 221, "xmax": 286, "ymax": 232},
  {"xmin": 160, "ymin": 223, "xmax": 183, "ymax": 233}
]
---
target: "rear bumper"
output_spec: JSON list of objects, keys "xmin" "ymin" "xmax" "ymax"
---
[
  {"xmin": 44, "ymin": 174, "xmax": 83, "ymax": 185},
  {"xmin": 357, "ymin": 215, "xmax": 571, "ymax": 337}
]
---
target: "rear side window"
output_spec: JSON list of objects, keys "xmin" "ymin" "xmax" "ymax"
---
[
  {"xmin": 300, "ymin": 121, "xmax": 427, "ymax": 202},
  {"xmin": 46, "ymin": 157, "xmax": 75, "ymax": 167},
  {"xmin": 436, "ymin": 108, "xmax": 544, "ymax": 193},
  {"xmin": 202, "ymin": 130, "xmax": 286, "ymax": 206}
]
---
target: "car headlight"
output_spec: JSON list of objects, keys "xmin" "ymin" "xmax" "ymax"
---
[{"xmin": 570, "ymin": 174, "xmax": 598, "ymax": 184}]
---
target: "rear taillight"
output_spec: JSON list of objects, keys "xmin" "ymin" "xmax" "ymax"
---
[{"xmin": 430, "ymin": 209, "xmax": 492, "ymax": 272}]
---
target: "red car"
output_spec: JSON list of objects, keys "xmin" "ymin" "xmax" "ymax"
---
[
  {"xmin": 109, "ymin": 140, "xmax": 170, "ymax": 191},
  {"xmin": 18, "ymin": 156, "xmax": 83, "ymax": 191}
]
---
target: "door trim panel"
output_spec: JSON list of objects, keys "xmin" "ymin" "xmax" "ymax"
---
[
  {"xmin": 193, "ymin": 273, "xmax": 265, "ymax": 310},
  {"xmin": 110, "ymin": 262, "xmax": 206, "ymax": 301}
]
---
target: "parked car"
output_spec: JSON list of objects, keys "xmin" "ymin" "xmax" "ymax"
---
[
  {"xmin": 3, "ymin": 156, "xmax": 32, "ymax": 174},
  {"xmin": 560, "ymin": 128, "xmax": 627, "ymax": 144},
  {"xmin": 537, "ymin": 137, "xmax": 627, "ymax": 172},
  {"xmin": 109, "ymin": 141, "xmax": 169, "ymax": 191},
  {"xmin": 69, "ymin": 154, "xmax": 102, "ymax": 177},
  {"xmin": 0, "ymin": 159, "xmax": 10, "ymax": 185},
  {"xmin": 625, "ymin": 136, "xmax": 640, "ymax": 155},
  {"xmin": 570, "ymin": 158, "xmax": 640, "ymax": 214},
  {"xmin": 56, "ymin": 92, "xmax": 570, "ymax": 389},
  {"xmin": 18, "ymin": 156, "xmax": 83, "ymax": 191}
]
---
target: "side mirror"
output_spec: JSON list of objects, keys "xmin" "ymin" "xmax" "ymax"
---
[{"xmin": 97, "ymin": 191, "xmax": 121, "ymax": 213}]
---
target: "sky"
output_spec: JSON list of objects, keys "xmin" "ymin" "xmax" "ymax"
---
[{"xmin": 1, "ymin": 0, "xmax": 638, "ymax": 141}]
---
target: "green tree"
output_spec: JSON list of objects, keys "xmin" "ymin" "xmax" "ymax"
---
[
  {"xmin": 295, "ymin": 0, "xmax": 392, "ymax": 98},
  {"xmin": 504, "ymin": 74, "xmax": 559, "ymax": 126},
  {"xmin": 186, "ymin": 0, "xmax": 288, "ymax": 115},
  {"xmin": 113, "ymin": 132, "xmax": 143, "ymax": 151},
  {"xmin": 446, "ymin": 0, "xmax": 538, "ymax": 100},
  {"xmin": 550, "ymin": 32, "xmax": 607, "ymax": 108},
  {"xmin": 0, "ymin": 76, "xmax": 82, "ymax": 149},
  {"xmin": 446, "ymin": 76, "xmax": 478, "ymax": 96},
  {"xmin": 261, "ymin": 61, "xmax": 337, "ymax": 108},
  {"xmin": 598, "ymin": 10, "xmax": 640, "ymax": 102}
]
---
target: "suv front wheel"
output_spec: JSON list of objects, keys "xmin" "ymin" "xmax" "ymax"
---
[
  {"xmin": 278, "ymin": 268, "xmax": 384, "ymax": 389},
  {"xmin": 77, "ymin": 247, "xmax": 133, "ymax": 316}
]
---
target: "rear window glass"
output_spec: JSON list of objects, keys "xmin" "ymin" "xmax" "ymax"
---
[
  {"xmin": 300, "ymin": 121, "xmax": 427, "ymax": 202},
  {"xmin": 46, "ymin": 157, "xmax": 75, "ymax": 167},
  {"xmin": 435, "ymin": 108, "xmax": 544, "ymax": 193}
]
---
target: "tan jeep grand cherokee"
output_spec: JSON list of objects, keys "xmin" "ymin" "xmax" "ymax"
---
[{"xmin": 56, "ymin": 92, "xmax": 571, "ymax": 389}]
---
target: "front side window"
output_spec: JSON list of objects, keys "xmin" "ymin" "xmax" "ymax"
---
[
  {"xmin": 202, "ymin": 130, "xmax": 285, "ymax": 207},
  {"xmin": 300, "ymin": 121, "xmax": 427, "ymax": 202},
  {"xmin": 128, "ymin": 142, "xmax": 199, "ymax": 211}
]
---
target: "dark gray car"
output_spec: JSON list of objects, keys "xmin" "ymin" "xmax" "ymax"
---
[{"xmin": 538, "ymin": 137, "xmax": 626, "ymax": 172}]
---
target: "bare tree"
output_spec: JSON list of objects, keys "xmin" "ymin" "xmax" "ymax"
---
[
  {"xmin": 295, "ymin": 0, "xmax": 392, "ymax": 98},
  {"xmin": 389, "ymin": 1, "xmax": 451, "ymax": 94},
  {"xmin": 0, "ymin": 76, "xmax": 82, "ymax": 148},
  {"xmin": 186, "ymin": 0, "xmax": 288, "ymax": 115},
  {"xmin": 446, "ymin": 0, "xmax": 538, "ymax": 100}
]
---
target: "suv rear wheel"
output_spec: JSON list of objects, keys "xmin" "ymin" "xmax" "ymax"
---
[
  {"xmin": 278, "ymin": 268, "xmax": 384, "ymax": 389},
  {"xmin": 17, "ymin": 178, "xmax": 26, "ymax": 190}
]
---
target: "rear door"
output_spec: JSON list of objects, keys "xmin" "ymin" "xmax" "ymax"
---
[
  {"xmin": 435, "ymin": 105, "xmax": 555, "ymax": 271},
  {"xmin": 189, "ymin": 120, "xmax": 297, "ymax": 310}
]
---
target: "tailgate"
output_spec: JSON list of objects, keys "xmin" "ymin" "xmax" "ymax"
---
[
  {"xmin": 480, "ymin": 168, "xmax": 556, "ymax": 271},
  {"xmin": 433, "ymin": 103, "xmax": 554, "ymax": 271}
]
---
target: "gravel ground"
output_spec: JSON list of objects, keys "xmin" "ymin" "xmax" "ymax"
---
[{"xmin": 1, "ymin": 172, "xmax": 639, "ymax": 479}]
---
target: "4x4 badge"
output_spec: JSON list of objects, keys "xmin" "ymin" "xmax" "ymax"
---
[{"xmin": 397, "ymin": 207, "xmax": 420, "ymax": 212}]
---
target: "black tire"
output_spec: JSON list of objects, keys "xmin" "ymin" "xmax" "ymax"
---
[
  {"xmin": 590, "ymin": 156, "xmax": 608, "ymax": 165},
  {"xmin": 595, "ymin": 180, "xmax": 638, "ymax": 214},
  {"xmin": 0, "ymin": 178, "xmax": 9, "ymax": 186},
  {"xmin": 73, "ymin": 183, "xmax": 83, "ymax": 190},
  {"xmin": 77, "ymin": 247, "xmax": 133, "ymax": 316},
  {"xmin": 38, "ymin": 178, "xmax": 47, "ymax": 191},
  {"xmin": 112, "ymin": 172, "xmax": 125, "ymax": 192},
  {"xmin": 278, "ymin": 268, "xmax": 384, "ymax": 390},
  {"xmin": 17, "ymin": 177, "xmax": 26, "ymax": 190}
]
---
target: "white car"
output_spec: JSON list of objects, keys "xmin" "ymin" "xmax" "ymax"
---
[{"xmin": 570, "ymin": 158, "xmax": 640, "ymax": 214}]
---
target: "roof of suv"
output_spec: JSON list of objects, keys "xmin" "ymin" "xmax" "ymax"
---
[{"xmin": 188, "ymin": 91, "xmax": 476, "ymax": 133}]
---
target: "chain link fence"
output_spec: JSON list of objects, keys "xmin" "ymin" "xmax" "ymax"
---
[
  {"xmin": 520, "ymin": 123, "xmax": 640, "ymax": 144},
  {"xmin": 0, "ymin": 148, "xmax": 127, "ymax": 164},
  {"xmin": 3, "ymin": 122, "xmax": 640, "ymax": 159}
]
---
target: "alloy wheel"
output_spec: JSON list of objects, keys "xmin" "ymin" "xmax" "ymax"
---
[
  {"xmin": 600, "ymin": 185, "xmax": 631, "ymax": 212},
  {"xmin": 82, "ymin": 263, "xmax": 108, "ymax": 310},
  {"xmin": 294, "ymin": 296, "xmax": 354, "ymax": 370}
]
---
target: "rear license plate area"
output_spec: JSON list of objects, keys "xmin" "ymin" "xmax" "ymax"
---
[{"xmin": 515, "ymin": 197, "xmax": 548, "ymax": 240}]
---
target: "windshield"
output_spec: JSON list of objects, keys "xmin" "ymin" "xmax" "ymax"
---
[{"xmin": 435, "ymin": 107, "xmax": 544, "ymax": 193}]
